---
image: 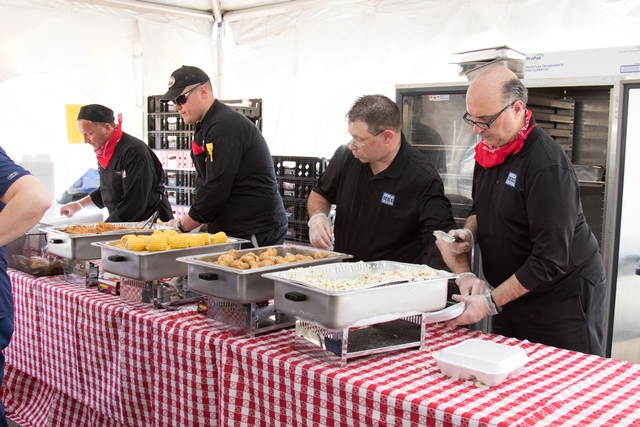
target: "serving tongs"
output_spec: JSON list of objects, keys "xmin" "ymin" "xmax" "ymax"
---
[{"xmin": 140, "ymin": 211, "xmax": 160, "ymax": 229}]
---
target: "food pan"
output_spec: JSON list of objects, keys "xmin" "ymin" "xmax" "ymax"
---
[
  {"xmin": 454, "ymin": 45, "xmax": 525, "ymax": 63},
  {"xmin": 93, "ymin": 238, "xmax": 247, "ymax": 281},
  {"xmin": 177, "ymin": 245, "xmax": 352, "ymax": 304},
  {"xmin": 266, "ymin": 261, "xmax": 456, "ymax": 330},
  {"xmin": 41, "ymin": 223, "xmax": 168, "ymax": 260}
]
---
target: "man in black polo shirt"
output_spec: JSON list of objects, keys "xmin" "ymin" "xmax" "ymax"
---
[
  {"xmin": 436, "ymin": 66, "xmax": 606, "ymax": 355},
  {"xmin": 160, "ymin": 66, "xmax": 287, "ymax": 247},
  {"xmin": 307, "ymin": 94, "xmax": 456, "ymax": 269}
]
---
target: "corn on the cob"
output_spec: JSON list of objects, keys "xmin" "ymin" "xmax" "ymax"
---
[
  {"xmin": 120, "ymin": 234, "xmax": 137, "ymax": 244},
  {"xmin": 211, "ymin": 231, "xmax": 227, "ymax": 244},
  {"xmin": 168, "ymin": 234, "xmax": 189, "ymax": 249},
  {"xmin": 152, "ymin": 229, "xmax": 164, "ymax": 236},
  {"xmin": 163, "ymin": 229, "xmax": 178, "ymax": 236},
  {"xmin": 146, "ymin": 235, "xmax": 168, "ymax": 252},
  {"xmin": 126, "ymin": 237, "xmax": 147, "ymax": 252},
  {"xmin": 188, "ymin": 234, "xmax": 206, "ymax": 247}
]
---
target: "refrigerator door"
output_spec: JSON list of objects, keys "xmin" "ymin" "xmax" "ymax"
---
[
  {"xmin": 609, "ymin": 82, "xmax": 640, "ymax": 363},
  {"xmin": 397, "ymin": 86, "xmax": 477, "ymax": 225}
]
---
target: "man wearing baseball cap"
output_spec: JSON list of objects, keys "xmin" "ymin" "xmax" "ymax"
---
[
  {"xmin": 60, "ymin": 104, "xmax": 173, "ymax": 222},
  {"xmin": 161, "ymin": 66, "xmax": 287, "ymax": 247}
]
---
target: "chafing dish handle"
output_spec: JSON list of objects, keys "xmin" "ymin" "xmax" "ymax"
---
[
  {"xmin": 198, "ymin": 273, "xmax": 219, "ymax": 281},
  {"xmin": 49, "ymin": 238, "xmax": 64, "ymax": 244},
  {"xmin": 108, "ymin": 255, "xmax": 127, "ymax": 262},
  {"xmin": 284, "ymin": 291, "xmax": 307, "ymax": 302}
]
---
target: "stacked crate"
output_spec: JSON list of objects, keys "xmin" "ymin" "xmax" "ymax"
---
[
  {"xmin": 273, "ymin": 156, "xmax": 327, "ymax": 244},
  {"xmin": 527, "ymin": 94, "xmax": 575, "ymax": 158}
]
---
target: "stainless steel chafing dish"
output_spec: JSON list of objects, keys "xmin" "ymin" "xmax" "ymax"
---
[
  {"xmin": 177, "ymin": 245, "xmax": 353, "ymax": 304},
  {"xmin": 92, "ymin": 238, "xmax": 247, "ymax": 282},
  {"xmin": 265, "ymin": 261, "xmax": 457, "ymax": 330},
  {"xmin": 41, "ymin": 223, "xmax": 168, "ymax": 260},
  {"xmin": 264, "ymin": 261, "xmax": 463, "ymax": 366}
]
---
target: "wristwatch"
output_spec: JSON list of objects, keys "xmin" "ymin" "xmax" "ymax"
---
[
  {"xmin": 485, "ymin": 292, "xmax": 502, "ymax": 315},
  {"xmin": 177, "ymin": 220, "xmax": 188, "ymax": 233}
]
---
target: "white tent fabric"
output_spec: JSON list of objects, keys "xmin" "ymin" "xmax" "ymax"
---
[{"xmin": 0, "ymin": 0, "xmax": 639, "ymax": 199}]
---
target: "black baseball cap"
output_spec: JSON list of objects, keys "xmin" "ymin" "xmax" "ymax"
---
[
  {"xmin": 77, "ymin": 104, "xmax": 115, "ymax": 123},
  {"xmin": 160, "ymin": 65, "xmax": 210, "ymax": 102}
]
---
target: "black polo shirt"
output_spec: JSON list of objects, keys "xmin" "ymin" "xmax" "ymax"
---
[
  {"xmin": 471, "ymin": 116, "xmax": 601, "ymax": 304},
  {"xmin": 314, "ymin": 136, "xmax": 456, "ymax": 268},
  {"xmin": 189, "ymin": 100, "xmax": 287, "ymax": 236}
]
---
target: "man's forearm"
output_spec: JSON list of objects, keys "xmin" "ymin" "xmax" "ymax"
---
[{"xmin": 307, "ymin": 191, "xmax": 331, "ymax": 217}]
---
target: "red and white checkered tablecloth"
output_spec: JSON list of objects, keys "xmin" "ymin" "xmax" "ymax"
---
[
  {"xmin": 3, "ymin": 270, "xmax": 233, "ymax": 427},
  {"xmin": 215, "ymin": 325, "xmax": 640, "ymax": 426}
]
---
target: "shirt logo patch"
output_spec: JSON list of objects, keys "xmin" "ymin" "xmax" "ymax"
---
[
  {"xmin": 381, "ymin": 192, "xmax": 395, "ymax": 206},
  {"xmin": 506, "ymin": 171, "xmax": 518, "ymax": 187},
  {"xmin": 7, "ymin": 172, "xmax": 19, "ymax": 180}
]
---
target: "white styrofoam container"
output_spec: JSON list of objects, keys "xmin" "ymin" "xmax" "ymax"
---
[{"xmin": 432, "ymin": 339, "xmax": 529, "ymax": 386}]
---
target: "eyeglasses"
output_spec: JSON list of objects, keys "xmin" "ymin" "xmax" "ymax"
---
[
  {"xmin": 172, "ymin": 82, "xmax": 205, "ymax": 106},
  {"xmin": 348, "ymin": 130, "xmax": 384, "ymax": 149},
  {"xmin": 462, "ymin": 102, "xmax": 514, "ymax": 130}
]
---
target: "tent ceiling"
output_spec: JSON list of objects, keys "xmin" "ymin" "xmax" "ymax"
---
[{"xmin": 69, "ymin": 0, "xmax": 365, "ymax": 22}]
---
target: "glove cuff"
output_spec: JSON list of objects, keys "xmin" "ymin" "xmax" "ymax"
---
[{"xmin": 308, "ymin": 212, "xmax": 328, "ymax": 227}]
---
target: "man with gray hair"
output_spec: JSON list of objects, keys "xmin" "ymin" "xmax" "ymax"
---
[
  {"xmin": 308, "ymin": 94, "xmax": 456, "ymax": 269},
  {"xmin": 437, "ymin": 66, "xmax": 606, "ymax": 355}
]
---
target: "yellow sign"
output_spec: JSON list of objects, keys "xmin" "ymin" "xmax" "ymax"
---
[{"xmin": 65, "ymin": 104, "xmax": 84, "ymax": 144}]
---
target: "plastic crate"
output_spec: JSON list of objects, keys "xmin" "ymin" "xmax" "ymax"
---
[
  {"xmin": 294, "ymin": 222, "xmax": 310, "ymax": 243},
  {"xmin": 272, "ymin": 156, "xmax": 326, "ymax": 179},
  {"xmin": 293, "ymin": 199, "xmax": 309, "ymax": 222}
]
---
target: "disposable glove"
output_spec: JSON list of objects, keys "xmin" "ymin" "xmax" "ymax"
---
[
  {"xmin": 167, "ymin": 218, "xmax": 180, "ymax": 229},
  {"xmin": 455, "ymin": 272, "xmax": 491, "ymax": 295},
  {"xmin": 446, "ymin": 293, "xmax": 494, "ymax": 327},
  {"xmin": 447, "ymin": 228, "xmax": 474, "ymax": 255},
  {"xmin": 60, "ymin": 201, "xmax": 83, "ymax": 218},
  {"xmin": 308, "ymin": 213, "xmax": 333, "ymax": 250}
]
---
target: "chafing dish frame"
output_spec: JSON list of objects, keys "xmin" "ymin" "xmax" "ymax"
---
[{"xmin": 265, "ymin": 260, "xmax": 463, "ymax": 366}]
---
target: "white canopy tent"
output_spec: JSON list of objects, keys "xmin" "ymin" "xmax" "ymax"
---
[{"xmin": 0, "ymin": 0, "xmax": 639, "ymax": 200}]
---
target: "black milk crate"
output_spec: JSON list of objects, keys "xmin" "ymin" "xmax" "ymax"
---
[
  {"xmin": 293, "ymin": 199, "xmax": 309, "ymax": 222},
  {"xmin": 277, "ymin": 177, "xmax": 317, "ymax": 200},
  {"xmin": 272, "ymin": 156, "xmax": 327, "ymax": 179},
  {"xmin": 293, "ymin": 222, "xmax": 310, "ymax": 243}
]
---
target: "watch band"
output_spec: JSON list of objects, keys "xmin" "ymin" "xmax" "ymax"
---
[
  {"xmin": 177, "ymin": 220, "xmax": 188, "ymax": 233},
  {"xmin": 485, "ymin": 292, "xmax": 502, "ymax": 315}
]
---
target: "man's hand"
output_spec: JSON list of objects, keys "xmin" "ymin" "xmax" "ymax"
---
[
  {"xmin": 456, "ymin": 272, "xmax": 491, "ymax": 295},
  {"xmin": 60, "ymin": 201, "xmax": 83, "ymax": 218},
  {"xmin": 446, "ymin": 293, "xmax": 492, "ymax": 327},
  {"xmin": 447, "ymin": 228, "xmax": 474, "ymax": 255},
  {"xmin": 308, "ymin": 213, "xmax": 333, "ymax": 250}
]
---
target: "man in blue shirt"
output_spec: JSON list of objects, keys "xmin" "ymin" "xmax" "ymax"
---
[{"xmin": 0, "ymin": 147, "xmax": 51, "ymax": 426}]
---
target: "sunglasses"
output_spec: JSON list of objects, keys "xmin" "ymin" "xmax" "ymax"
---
[{"xmin": 172, "ymin": 82, "xmax": 205, "ymax": 106}]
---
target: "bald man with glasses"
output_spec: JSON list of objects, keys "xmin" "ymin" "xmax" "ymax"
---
[
  {"xmin": 436, "ymin": 65, "xmax": 606, "ymax": 356},
  {"xmin": 308, "ymin": 94, "xmax": 456, "ymax": 270}
]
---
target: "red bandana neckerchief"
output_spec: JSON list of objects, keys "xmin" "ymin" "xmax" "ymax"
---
[
  {"xmin": 95, "ymin": 113, "xmax": 123, "ymax": 169},
  {"xmin": 474, "ymin": 109, "xmax": 536, "ymax": 169}
]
